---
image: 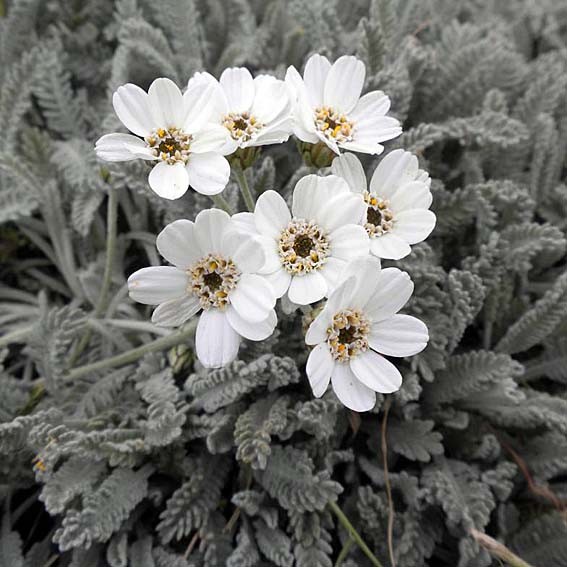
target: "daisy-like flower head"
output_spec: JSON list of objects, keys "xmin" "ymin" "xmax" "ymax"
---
[
  {"xmin": 285, "ymin": 54, "xmax": 402, "ymax": 155},
  {"xmin": 127, "ymin": 209, "xmax": 277, "ymax": 368},
  {"xmin": 232, "ymin": 174, "xmax": 370, "ymax": 306},
  {"xmin": 187, "ymin": 68, "xmax": 293, "ymax": 155},
  {"xmin": 332, "ymin": 151, "xmax": 436, "ymax": 260},
  {"xmin": 305, "ymin": 256, "xmax": 428, "ymax": 412},
  {"xmin": 95, "ymin": 78, "xmax": 231, "ymax": 200}
]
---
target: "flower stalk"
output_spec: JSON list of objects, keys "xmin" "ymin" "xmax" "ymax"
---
[{"xmin": 233, "ymin": 163, "xmax": 256, "ymax": 212}]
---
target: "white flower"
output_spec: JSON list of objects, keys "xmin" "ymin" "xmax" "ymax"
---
[
  {"xmin": 127, "ymin": 209, "xmax": 277, "ymax": 368},
  {"xmin": 285, "ymin": 54, "xmax": 402, "ymax": 155},
  {"xmin": 95, "ymin": 77, "xmax": 231, "ymax": 200},
  {"xmin": 305, "ymin": 256, "xmax": 428, "ymax": 412},
  {"xmin": 186, "ymin": 68, "xmax": 293, "ymax": 155},
  {"xmin": 332, "ymin": 151, "xmax": 436, "ymax": 260},
  {"xmin": 232, "ymin": 174, "xmax": 369, "ymax": 305}
]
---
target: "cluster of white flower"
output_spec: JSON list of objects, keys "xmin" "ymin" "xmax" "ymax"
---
[{"xmin": 96, "ymin": 54, "xmax": 436, "ymax": 412}]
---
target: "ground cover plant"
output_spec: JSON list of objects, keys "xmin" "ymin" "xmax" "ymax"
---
[{"xmin": 1, "ymin": 0, "xmax": 567, "ymax": 566}]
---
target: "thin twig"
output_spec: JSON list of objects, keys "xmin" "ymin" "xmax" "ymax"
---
[
  {"xmin": 183, "ymin": 530, "xmax": 200, "ymax": 560},
  {"xmin": 335, "ymin": 536, "xmax": 354, "ymax": 566},
  {"xmin": 381, "ymin": 397, "xmax": 396, "ymax": 567},
  {"xmin": 470, "ymin": 528, "xmax": 535, "ymax": 567},
  {"xmin": 41, "ymin": 556, "xmax": 59, "ymax": 567},
  {"xmin": 328, "ymin": 500, "xmax": 385, "ymax": 567}
]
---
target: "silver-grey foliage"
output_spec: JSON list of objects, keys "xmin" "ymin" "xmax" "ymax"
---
[{"xmin": 0, "ymin": 0, "xmax": 566, "ymax": 566}]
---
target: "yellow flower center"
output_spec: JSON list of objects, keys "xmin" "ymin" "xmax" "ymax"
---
[
  {"xmin": 363, "ymin": 191, "xmax": 394, "ymax": 237},
  {"xmin": 314, "ymin": 106, "xmax": 354, "ymax": 143},
  {"xmin": 189, "ymin": 254, "xmax": 241, "ymax": 310},
  {"xmin": 278, "ymin": 219, "xmax": 329, "ymax": 275},
  {"xmin": 327, "ymin": 309, "xmax": 370, "ymax": 362},
  {"xmin": 146, "ymin": 127, "xmax": 192, "ymax": 164},
  {"xmin": 222, "ymin": 111, "xmax": 263, "ymax": 142}
]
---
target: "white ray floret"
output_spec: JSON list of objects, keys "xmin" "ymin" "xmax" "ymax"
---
[
  {"xmin": 285, "ymin": 54, "xmax": 402, "ymax": 155},
  {"xmin": 187, "ymin": 68, "xmax": 293, "ymax": 155},
  {"xmin": 127, "ymin": 209, "xmax": 278, "ymax": 368},
  {"xmin": 95, "ymin": 78, "xmax": 231, "ymax": 200},
  {"xmin": 305, "ymin": 256, "xmax": 428, "ymax": 412},
  {"xmin": 332, "ymin": 151, "xmax": 436, "ymax": 260},
  {"xmin": 232, "ymin": 174, "xmax": 370, "ymax": 305}
]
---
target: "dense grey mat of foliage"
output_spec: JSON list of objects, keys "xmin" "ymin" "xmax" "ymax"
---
[{"xmin": 1, "ymin": 0, "xmax": 567, "ymax": 565}]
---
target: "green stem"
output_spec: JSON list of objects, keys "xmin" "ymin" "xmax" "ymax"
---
[
  {"xmin": 211, "ymin": 193, "xmax": 234, "ymax": 215},
  {"xmin": 234, "ymin": 165, "xmax": 255, "ymax": 212},
  {"xmin": 69, "ymin": 188, "xmax": 119, "ymax": 365},
  {"xmin": 328, "ymin": 500, "xmax": 385, "ymax": 567},
  {"xmin": 335, "ymin": 537, "xmax": 354, "ymax": 567},
  {"xmin": 0, "ymin": 325, "xmax": 33, "ymax": 348},
  {"xmin": 65, "ymin": 322, "xmax": 196, "ymax": 381}
]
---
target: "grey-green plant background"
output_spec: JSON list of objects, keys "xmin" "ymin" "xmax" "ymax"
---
[{"xmin": 1, "ymin": 0, "xmax": 567, "ymax": 566}]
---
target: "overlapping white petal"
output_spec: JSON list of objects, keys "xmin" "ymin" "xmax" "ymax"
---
[
  {"xmin": 304, "ymin": 257, "xmax": 428, "ymax": 412},
  {"xmin": 286, "ymin": 53, "xmax": 401, "ymax": 155},
  {"xmin": 96, "ymin": 77, "xmax": 230, "ymax": 200},
  {"xmin": 331, "ymin": 151, "xmax": 436, "ymax": 260}
]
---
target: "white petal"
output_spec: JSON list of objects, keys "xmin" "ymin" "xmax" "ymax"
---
[
  {"xmin": 264, "ymin": 269, "xmax": 291, "ymax": 298},
  {"xmin": 369, "ymin": 314, "xmax": 428, "ymax": 357},
  {"xmin": 318, "ymin": 257, "xmax": 346, "ymax": 292},
  {"xmin": 337, "ymin": 256, "xmax": 382, "ymax": 311},
  {"xmin": 148, "ymin": 162, "xmax": 190, "ymax": 200},
  {"xmin": 128, "ymin": 266, "xmax": 188, "ymax": 305},
  {"xmin": 230, "ymin": 273, "xmax": 276, "ymax": 322},
  {"xmin": 186, "ymin": 152, "xmax": 230, "ymax": 195},
  {"xmin": 222, "ymin": 233, "xmax": 266, "ymax": 274},
  {"xmin": 318, "ymin": 192, "xmax": 368, "ymax": 232},
  {"xmin": 350, "ymin": 91, "xmax": 391, "ymax": 121},
  {"xmin": 331, "ymin": 362, "xmax": 376, "ymax": 412},
  {"xmin": 248, "ymin": 125, "xmax": 292, "ymax": 147},
  {"xmin": 303, "ymin": 53, "xmax": 331, "ymax": 108},
  {"xmin": 156, "ymin": 219, "xmax": 202, "ymax": 269},
  {"xmin": 148, "ymin": 78, "xmax": 184, "ymax": 128},
  {"xmin": 230, "ymin": 212, "xmax": 257, "ymax": 234},
  {"xmin": 347, "ymin": 116, "xmax": 401, "ymax": 154},
  {"xmin": 194, "ymin": 208, "xmax": 231, "ymax": 253},
  {"xmin": 389, "ymin": 181, "xmax": 433, "ymax": 211},
  {"xmin": 369, "ymin": 149, "xmax": 418, "ymax": 199},
  {"xmin": 251, "ymin": 77, "xmax": 291, "ymax": 125},
  {"xmin": 288, "ymin": 271, "xmax": 327, "ymax": 305},
  {"xmin": 220, "ymin": 67, "xmax": 255, "ymax": 113},
  {"xmin": 291, "ymin": 175, "xmax": 321, "ymax": 219},
  {"xmin": 369, "ymin": 233, "xmax": 411, "ymax": 260},
  {"xmin": 324, "ymin": 55, "xmax": 365, "ymax": 113},
  {"xmin": 329, "ymin": 224, "xmax": 370, "ymax": 260},
  {"xmin": 226, "ymin": 306, "xmax": 277, "ymax": 341},
  {"xmin": 95, "ymin": 133, "xmax": 155, "ymax": 162},
  {"xmin": 151, "ymin": 294, "xmax": 201, "ymax": 327},
  {"xmin": 392, "ymin": 210, "xmax": 436, "ymax": 244},
  {"xmin": 331, "ymin": 153, "xmax": 367, "ymax": 194},
  {"xmin": 190, "ymin": 124, "xmax": 230, "ymax": 154},
  {"xmin": 306, "ymin": 344, "xmax": 334, "ymax": 397},
  {"xmin": 184, "ymin": 74, "xmax": 226, "ymax": 132},
  {"xmin": 350, "ymin": 350, "xmax": 402, "ymax": 393},
  {"xmin": 255, "ymin": 190, "xmax": 291, "ymax": 239},
  {"xmin": 196, "ymin": 309, "xmax": 240, "ymax": 368},
  {"xmin": 112, "ymin": 83, "xmax": 156, "ymax": 137},
  {"xmin": 364, "ymin": 267, "xmax": 413, "ymax": 321}
]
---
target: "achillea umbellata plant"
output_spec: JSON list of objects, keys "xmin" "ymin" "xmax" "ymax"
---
[{"xmin": 0, "ymin": 1, "xmax": 566, "ymax": 566}]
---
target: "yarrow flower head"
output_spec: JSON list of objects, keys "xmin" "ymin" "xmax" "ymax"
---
[
  {"xmin": 285, "ymin": 54, "xmax": 402, "ymax": 155},
  {"xmin": 305, "ymin": 257, "xmax": 429, "ymax": 412},
  {"xmin": 232, "ymin": 174, "xmax": 369, "ymax": 305},
  {"xmin": 187, "ymin": 68, "xmax": 293, "ymax": 156},
  {"xmin": 95, "ymin": 78, "xmax": 231, "ymax": 200},
  {"xmin": 127, "ymin": 209, "xmax": 277, "ymax": 368},
  {"xmin": 332, "ymin": 151, "xmax": 436, "ymax": 260}
]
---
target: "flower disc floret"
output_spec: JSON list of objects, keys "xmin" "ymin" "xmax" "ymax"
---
[
  {"xmin": 327, "ymin": 309, "xmax": 370, "ymax": 362},
  {"xmin": 278, "ymin": 219, "xmax": 330, "ymax": 275},
  {"xmin": 314, "ymin": 106, "xmax": 354, "ymax": 144},
  {"xmin": 222, "ymin": 111, "xmax": 264, "ymax": 143},
  {"xmin": 146, "ymin": 127, "xmax": 192, "ymax": 164},
  {"xmin": 363, "ymin": 191, "xmax": 394, "ymax": 237},
  {"xmin": 189, "ymin": 253, "xmax": 241, "ymax": 310}
]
